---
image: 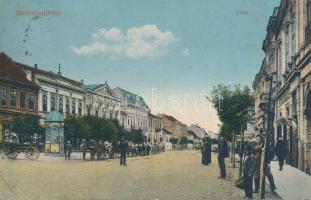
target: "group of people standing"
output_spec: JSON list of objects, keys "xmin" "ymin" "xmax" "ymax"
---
[
  {"xmin": 242, "ymin": 135, "xmax": 286, "ymax": 200},
  {"xmin": 201, "ymin": 135, "xmax": 287, "ymax": 200}
]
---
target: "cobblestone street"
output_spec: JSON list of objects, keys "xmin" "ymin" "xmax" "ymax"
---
[{"xmin": 0, "ymin": 151, "xmax": 277, "ymax": 200}]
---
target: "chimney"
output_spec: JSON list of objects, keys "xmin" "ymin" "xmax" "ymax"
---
[{"xmin": 34, "ymin": 64, "xmax": 38, "ymax": 69}]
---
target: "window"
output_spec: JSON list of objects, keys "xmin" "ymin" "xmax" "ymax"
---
[
  {"xmin": 87, "ymin": 108, "xmax": 91, "ymax": 116},
  {"xmin": 95, "ymin": 109, "xmax": 99, "ymax": 117},
  {"xmin": 58, "ymin": 96, "xmax": 63, "ymax": 113},
  {"xmin": 10, "ymin": 89, "xmax": 16, "ymax": 107},
  {"xmin": 78, "ymin": 101, "xmax": 82, "ymax": 116},
  {"xmin": 42, "ymin": 94, "xmax": 47, "ymax": 112},
  {"xmin": 29, "ymin": 94, "xmax": 34, "ymax": 110},
  {"xmin": 20, "ymin": 92, "xmax": 26, "ymax": 108},
  {"xmin": 292, "ymin": 91, "xmax": 297, "ymax": 116},
  {"xmin": 66, "ymin": 99, "xmax": 70, "ymax": 114},
  {"xmin": 0, "ymin": 88, "xmax": 6, "ymax": 106},
  {"xmin": 72, "ymin": 99, "xmax": 76, "ymax": 115},
  {"xmin": 50, "ymin": 95, "xmax": 55, "ymax": 111}
]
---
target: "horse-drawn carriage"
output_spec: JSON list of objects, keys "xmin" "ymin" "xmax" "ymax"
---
[
  {"xmin": 0, "ymin": 133, "xmax": 41, "ymax": 160},
  {"xmin": 88, "ymin": 140, "xmax": 112, "ymax": 160}
]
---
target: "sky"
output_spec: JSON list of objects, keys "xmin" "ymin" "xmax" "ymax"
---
[{"xmin": 0, "ymin": 0, "xmax": 280, "ymax": 133}]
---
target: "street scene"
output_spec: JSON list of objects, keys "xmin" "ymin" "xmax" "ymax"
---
[{"xmin": 1, "ymin": 0, "xmax": 311, "ymax": 200}]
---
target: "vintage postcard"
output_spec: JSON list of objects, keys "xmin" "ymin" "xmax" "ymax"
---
[{"xmin": 0, "ymin": 0, "xmax": 310, "ymax": 199}]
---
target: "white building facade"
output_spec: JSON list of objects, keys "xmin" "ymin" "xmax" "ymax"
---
[
  {"xmin": 20, "ymin": 64, "xmax": 85, "ymax": 121},
  {"xmin": 84, "ymin": 82, "xmax": 121, "ymax": 121},
  {"xmin": 113, "ymin": 87, "xmax": 150, "ymax": 135}
]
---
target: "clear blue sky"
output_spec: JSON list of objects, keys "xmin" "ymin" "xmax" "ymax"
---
[{"xmin": 0, "ymin": 0, "xmax": 280, "ymax": 132}]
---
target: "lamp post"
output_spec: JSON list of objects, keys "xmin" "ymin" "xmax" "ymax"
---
[{"xmin": 259, "ymin": 72, "xmax": 275, "ymax": 199}]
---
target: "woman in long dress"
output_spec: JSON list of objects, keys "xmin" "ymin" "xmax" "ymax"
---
[{"xmin": 202, "ymin": 137, "xmax": 212, "ymax": 165}]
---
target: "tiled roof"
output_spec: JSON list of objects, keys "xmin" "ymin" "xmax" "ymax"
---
[
  {"xmin": 84, "ymin": 84, "xmax": 101, "ymax": 90},
  {"xmin": 162, "ymin": 114, "xmax": 186, "ymax": 126},
  {"xmin": 114, "ymin": 87, "xmax": 150, "ymax": 110},
  {"xmin": 0, "ymin": 52, "xmax": 37, "ymax": 87}
]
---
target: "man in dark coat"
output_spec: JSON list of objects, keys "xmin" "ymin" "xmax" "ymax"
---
[
  {"xmin": 201, "ymin": 137, "xmax": 212, "ymax": 165},
  {"xmin": 80, "ymin": 139, "xmax": 87, "ymax": 160},
  {"xmin": 119, "ymin": 137, "xmax": 129, "ymax": 166},
  {"xmin": 243, "ymin": 145, "xmax": 256, "ymax": 200},
  {"xmin": 275, "ymin": 137, "xmax": 286, "ymax": 171},
  {"xmin": 218, "ymin": 136, "xmax": 229, "ymax": 178},
  {"xmin": 65, "ymin": 141, "xmax": 72, "ymax": 160}
]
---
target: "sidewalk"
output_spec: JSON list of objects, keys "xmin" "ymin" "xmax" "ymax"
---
[{"xmin": 270, "ymin": 161, "xmax": 311, "ymax": 200}]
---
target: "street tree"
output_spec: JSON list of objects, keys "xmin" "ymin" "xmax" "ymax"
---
[{"xmin": 210, "ymin": 84, "xmax": 254, "ymax": 141}]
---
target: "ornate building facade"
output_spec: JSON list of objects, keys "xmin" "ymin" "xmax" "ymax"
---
[
  {"xmin": 253, "ymin": 0, "xmax": 311, "ymax": 174},
  {"xmin": 84, "ymin": 82, "xmax": 121, "ymax": 120},
  {"xmin": 113, "ymin": 87, "xmax": 150, "ymax": 135}
]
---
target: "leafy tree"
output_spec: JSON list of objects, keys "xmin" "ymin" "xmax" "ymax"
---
[
  {"xmin": 10, "ymin": 114, "xmax": 44, "ymax": 143},
  {"xmin": 210, "ymin": 84, "xmax": 254, "ymax": 141}
]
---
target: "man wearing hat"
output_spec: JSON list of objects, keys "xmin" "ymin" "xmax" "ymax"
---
[
  {"xmin": 65, "ymin": 140, "xmax": 72, "ymax": 160},
  {"xmin": 119, "ymin": 136, "xmax": 129, "ymax": 166}
]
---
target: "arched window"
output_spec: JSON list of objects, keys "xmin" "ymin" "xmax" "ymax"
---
[
  {"xmin": 78, "ymin": 101, "xmax": 82, "ymax": 116},
  {"xmin": 72, "ymin": 99, "xmax": 76, "ymax": 115}
]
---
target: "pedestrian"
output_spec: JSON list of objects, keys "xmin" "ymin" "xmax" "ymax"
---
[
  {"xmin": 146, "ymin": 143, "xmax": 151, "ymax": 156},
  {"xmin": 80, "ymin": 139, "xmax": 87, "ymax": 160},
  {"xmin": 275, "ymin": 137, "xmax": 286, "ymax": 171},
  {"xmin": 138, "ymin": 144, "xmax": 142, "ymax": 156},
  {"xmin": 65, "ymin": 140, "xmax": 72, "ymax": 160},
  {"xmin": 142, "ymin": 143, "xmax": 146, "ymax": 156},
  {"xmin": 265, "ymin": 147, "xmax": 277, "ymax": 191},
  {"xmin": 201, "ymin": 137, "xmax": 211, "ymax": 165},
  {"xmin": 243, "ymin": 145, "xmax": 256, "ymax": 200},
  {"xmin": 119, "ymin": 136, "xmax": 129, "ymax": 166},
  {"xmin": 253, "ymin": 136, "xmax": 263, "ymax": 193},
  {"xmin": 218, "ymin": 136, "xmax": 229, "ymax": 178}
]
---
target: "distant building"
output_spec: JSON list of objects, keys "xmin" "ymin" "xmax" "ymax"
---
[
  {"xmin": 0, "ymin": 52, "xmax": 39, "ymax": 141},
  {"xmin": 160, "ymin": 114, "xmax": 187, "ymax": 138},
  {"xmin": 148, "ymin": 113, "xmax": 162, "ymax": 144},
  {"xmin": 113, "ymin": 87, "xmax": 150, "ymax": 135},
  {"xmin": 162, "ymin": 128, "xmax": 173, "ymax": 150},
  {"xmin": 84, "ymin": 81, "xmax": 121, "ymax": 121}
]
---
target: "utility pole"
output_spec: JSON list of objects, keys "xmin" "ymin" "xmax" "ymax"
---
[
  {"xmin": 239, "ymin": 123, "xmax": 244, "ymax": 177},
  {"xmin": 259, "ymin": 73, "xmax": 275, "ymax": 199},
  {"xmin": 232, "ymin": 131, "xmax": 236, "ymax": 167}
]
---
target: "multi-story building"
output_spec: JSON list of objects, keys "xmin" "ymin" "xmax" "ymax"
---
[
  {"xmin": 84, "ymin": 81, "xmax": 121, "ymax": 121},
  {"xmin": 113, "ymin": 87, "xmax": 150, "ymax": 135},
  {"xmin": 18, "ymin": 62, "xmax": 85, "ymax": 121},
  {"xmin": 148, "ymin": 113, "xmax": 162, "ymax": 144},
  {"xmin": 253, "ymin": 0, "xmax": 311, "ymax": 174},
  {"xmin": 0, "ymin": 52, "xmax": 39, "ymax": 141},
  {"xmin": 160, "ymin": 114, "xmax": 187, "ymax": 139}
]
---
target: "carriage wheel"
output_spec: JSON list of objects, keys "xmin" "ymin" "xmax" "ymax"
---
[
  {"xmin": 6, "ymin": 150, "xmax": 18, "ymax": 160},
  {"xmin": 25, "ymin": 147, "xmax": 39, "ymax": 160}
]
